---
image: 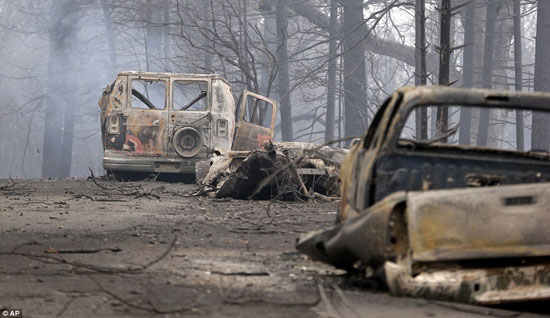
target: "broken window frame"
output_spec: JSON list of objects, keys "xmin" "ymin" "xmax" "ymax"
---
[
  {"xmin": 240, "ymin": 95, "xmax": 274, "ymax": 129},
  {"xmin": 231, "ymin": 90, "xmax": 277, "ymax": 151},
  {"xmin": 171, "ymin": 79, "xmax": 210, "ymax": 112},
  {"xmin": 394, "ymin": 103, "xmax": 550, "ymax": 158},
  {"xmin": 130, "ymin": 78, "xmax": 168, "ymax": 111},
  {"xmin": 362, "ymin": 96, "xmax": 394, "ymax": 150},
  {"xmin": 238, "ymin": 91, "xmax": 276, "ymax": 133}
]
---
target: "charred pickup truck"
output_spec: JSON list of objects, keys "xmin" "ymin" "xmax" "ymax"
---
[
  {"xmin": 98, "ymin": 71, "xmax": 276, "ymax": 177},
  {"xmin": 297, "ymin": 86, "xmax": 550, "ymax": 305}
]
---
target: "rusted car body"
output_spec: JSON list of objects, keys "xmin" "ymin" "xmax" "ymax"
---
[
  {"xmin": 98, "ymin": 71, "xmax": 276, "ymax": 176},
  {"xmin": 297, "ymin": 86, "xmax": 550, "ymax": 304}
]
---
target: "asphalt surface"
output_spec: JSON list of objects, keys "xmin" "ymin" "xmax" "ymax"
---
[{"xmin": 0, "ymin": 178, "xmax": 546, "ymax": 317}]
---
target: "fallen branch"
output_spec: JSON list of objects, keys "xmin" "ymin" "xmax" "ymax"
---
[
  {"xmin": 1, "ymin": 236, "xmax": 177, "ymax": 275},
  {"xmin": 56, "ymin": 296, "xmax": 77, "ymax": 317},
  {"xmin": 0, "ymin": 176, "xmax": 17, "ymax": 191},
  {"xmin": 72, "ymin": 193, "xmax": 129, "ymax": 202},
  {"xmin": 210, "ymin": 270, "xmax": 269, "ymax": 276},
  {"xmin": 283, "ymin": 149, "xmax": 312, "ymax": 202},
  {"xmin": 46, "ymin": 247, "xmax": 122, "ymax": 254},
  {"xmin": 218, "ymin": 286, "xmax": 321, "ymax": 307},
  {"xmin": 90, "ymin": 275, "xmax": 203, "ymax": 314},
  {"xmin": 311, "ymin": 192, "xmax": 339, "ymax": 202},
  {"xmin": 318, "ymin": 283, "xmax": 342, "ymax": 318},
  {"xmin": 333, "ymin": 285, "xmax": 362, "ymax": 318},
  {"xmin": 88, "ymin": 168, "xmax": 161, "ymax": 200}
]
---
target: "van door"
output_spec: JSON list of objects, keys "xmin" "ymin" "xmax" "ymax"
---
[
  {"xmin": 168, "ymin": 78, "xmax": 211, "ymax": 159},
  {"xmin": 232, "ymin": 91, "xmax": 277, "ymax": 151},
  {"xmin": 125, "ymin": 77, "xmax": 169, "ymax": 157}
]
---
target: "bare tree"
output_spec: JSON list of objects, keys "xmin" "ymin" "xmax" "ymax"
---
[
  {"xmin": 325, "ymin": 0, "xmax": 339, "ymax": 143},
  {"xmin": 100, "ymin": 0, "xmax": 118, "ymax": 71},
  {"xmin": 41, "ymin": 0, "xmax": 80, "ymax": 178},
  {"xmin": 476, "ymin": 0, "xmax": 500, "ymax": 147},
  {"xmin": 532, "ymin": 0, "xmax": 550, "ymax": 151},
  {"xmin": 458, "ymin": 0, "xmax": 475, "ymax": 145},
  {"xmin": 341, "ymin": 0, "xmax": 369, "ymax": 137},
  {"xmin": 415, "ymin": 0, "xmax": 428, "ymax": 139},
  {"xmin": 436, "ymin": 0, "xmax": 452, "ymax": 140},
  {"xmin": 513, "ymin": 0, "xmax": 524, "ymax": 151},
  {"xmin": 276, "ymin": 1, "xmax": 293, "ymax": 141}
]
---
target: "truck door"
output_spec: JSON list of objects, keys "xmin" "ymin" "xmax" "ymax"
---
[
  {"xmin": 232, "ymin": 91, "xmax": 277, "ymax": 151},
  {"xmin": 126, "ymin": 77, "xmax": 169, "ymax": 157}
]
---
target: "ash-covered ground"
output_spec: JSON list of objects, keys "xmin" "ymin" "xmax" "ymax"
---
[{"xmin": 0, "ymin": 179, "xmax": 543, "ymax": 317}]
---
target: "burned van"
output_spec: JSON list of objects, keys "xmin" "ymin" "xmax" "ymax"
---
[{"xmin": 98, "ymin": 71, "xmax": 276, "ymax": 176}]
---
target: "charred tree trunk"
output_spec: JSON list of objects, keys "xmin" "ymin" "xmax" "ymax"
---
[
  {"xmin": 202, "ymin": 0, "xmax": 213, "ymax": 71},
  {"xmin": 276, "ymin": 1, "xmax": 293, "ymax": 141},
  {"xmin": 415, "ymin": 0, "xmax": 428, "ymax": 140},
  {"xmin": 145, "ymin": 3, "xmax": 165, "ymax": 72},
  {"xmin": 163, "ymin": 0, "xmax": 171, "ymax": 61},
  {"xmin": 325, "ymin": 0, "xmax": 339, "ymax": 143},
  {"xmin": 476, "ymin": 0, "xmax": 500, "ymax": 147},
  {"xmin": 532, "ymin": 0, "xmax": 550, "ymax": 151},
  {"xmin": 258, "ymin": 0, "xmax": 276, "ymax": 98},
  {"xmin": 436, "ymin": 0, "xmax": 451, "ymax": 140},
  {"xmin": 342, "ymin": 0, "xmax": 368, "ymax": 138},
  {"xmin": 458, "ymin": 0, "xmax": 475, "ymax": 145},
  {"xmin": 100, "ymin": 0, "xmax": 118, "ymax": 71},
  {"xmin": 41, "ymin": 1, "xmax": 79, "ymax": 179},
  {"xmin": 513, "ymin": 0, "xmax": 524, "ymax": 151}
]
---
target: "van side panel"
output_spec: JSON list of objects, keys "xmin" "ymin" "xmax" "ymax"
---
[
  {"xmin": 209, "ymin": 80, "xmax": 235, "ymax": 151},
  {"xmin": 99, "ymin": 75, "xmax": 128, "ymax": 151}
]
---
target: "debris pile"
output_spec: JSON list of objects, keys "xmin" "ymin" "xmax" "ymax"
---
[{"xmin": 197, "ymin": 141, "xmax": 348, "ymax": 201}]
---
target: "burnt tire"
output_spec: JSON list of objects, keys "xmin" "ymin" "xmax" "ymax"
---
[{"xmin": 173, "ymin": 127, "xmax": 203, "ymax": 158}]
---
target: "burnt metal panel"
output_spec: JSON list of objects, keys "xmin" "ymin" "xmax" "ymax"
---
[
  {"xmin": 125, "ymin": 108, "xmax": 167, "ymax": 157},
  {"xmin": 406, "ymin": 182, "xmax": 550, "ymax": 262},
  {"xmin": 296, "ymin": 192, "xmax": 407, "ymax": 270},
  {"xmin": 104, "ymin": 114, "xmax": 127, "ymax": 151},
  {"xmin": 232, "ymin": 90, "xmax": 277, "ymax": 151},
  {"xmin": 374, "ymin": 152, "xmax": 550, "ymax": 203},
  {"xmin": 232, "ymin": 122, "xmax": 273, "ymax": 151},
  {"xmin": 385, "ymin": 261, "xmax": 550, "ymax": 304}
]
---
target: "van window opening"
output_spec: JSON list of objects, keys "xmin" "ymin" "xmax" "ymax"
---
[
  {"xmin": 131, "ymin": 79, "xmax": 166, "ymax": 110},
  {"xmin": 173, "ymin": 81, "xmax": 208, "ymax": 111}
]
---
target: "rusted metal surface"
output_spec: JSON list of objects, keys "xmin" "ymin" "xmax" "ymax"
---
[
  {"xmin": 297, "ymin": 86, "xmax": 550, "ymax": 305},
  {"xmin": 337, "ymin": 86, "xmax": 550, "ymax": 222},
  {"xmin": 407, "ymin": 182, "xmax": 550, "ymax": 263},
  {"xmin": 385, "ymin": 262, "xmax": 550, "ymax": 304},
  {"xmin": 99, "ymin": 72, "xmax": 275, "ymax": 175},
  {"xmin": 232, "ymin": 122, "xmax": 272, "ymax": 151},
  {"xmin": 125, "ymin": 108, "xmax": 167, "ymax": 156},
  {"xmin": 298, "ymin": 183, "xmax": 550, "ymax": 304},
  {"xmin": 232, "ymin": 91, "xmax": 277, "ymax": 151},
  {"xmin": 296, "ymin": 192, "xmax": 407, "ymax": 270}
]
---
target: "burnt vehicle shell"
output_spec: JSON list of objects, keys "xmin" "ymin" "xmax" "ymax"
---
[
  {"xmin": 338, "ymin": 86, "xmax": 550, "ymax": 222},
  {"xmin": 98, "ymin": 71, "xmax": 276, "ymax": 176},
  {"xmin": 297, "ymin": 86, "xmax": 550, "ymax": 305}
]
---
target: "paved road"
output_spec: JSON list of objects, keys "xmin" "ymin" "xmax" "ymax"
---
[{"xmin": 0, "ymin": 179, "xmax": 544, "ymax": 317}]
